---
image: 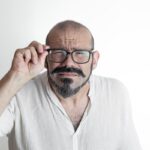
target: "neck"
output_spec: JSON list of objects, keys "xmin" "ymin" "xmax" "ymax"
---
[{"xmin": 50, "ymin": 81, "xmax": 90, "ymax": 131}]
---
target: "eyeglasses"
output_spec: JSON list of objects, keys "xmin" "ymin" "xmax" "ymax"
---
[{"xmin": 47, "ymin": 48, "xmax": 93, "ymax": 64}]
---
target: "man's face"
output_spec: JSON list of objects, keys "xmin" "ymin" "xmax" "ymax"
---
[{"xmin": 46, "ymin": 28, "xmax": 96, "ymax": 98}]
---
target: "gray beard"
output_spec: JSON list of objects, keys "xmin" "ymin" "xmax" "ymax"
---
[
  {"xmin": 48, "ymin": 77, "xmax": 89, "ymax": 98},
  {"xmin": 47, "ymin": 62, "xmax": 93, "ymax": 98}
]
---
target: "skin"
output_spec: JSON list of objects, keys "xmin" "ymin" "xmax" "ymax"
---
[
  {"xmin": 0, "ymin": 41, "xmax": 49, "ymax": 114},
  {"xmin": 47, "ymin": 27, "xmax": 98, "ymax": 99},
  {"xmin": 46, "ymin": 27, "xmax": 99, "ymax": 129},
  {"xmin": 0, "ymin": 21, "xmax": 99, "ymax": 130}
]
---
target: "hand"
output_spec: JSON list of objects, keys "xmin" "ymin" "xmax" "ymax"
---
[{"xmin": 10, "ymin": 41, "xmax": 49, "ymax": 82}]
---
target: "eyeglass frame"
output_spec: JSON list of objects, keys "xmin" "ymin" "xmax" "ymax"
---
[{"xmin": 46, "ymin": 48, "xmax": 94, "ymax": 64}]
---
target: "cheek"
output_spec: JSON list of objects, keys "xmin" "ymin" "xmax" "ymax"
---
[
  {"xmin": 80, "ymin": 63, "xmax": 92, "ymax": 76},
  {"xmin": 48, "ymin": 63, "xmax": 60, "ymax": 72},
  {"xmin": 84, "ymin": 58, "xmax": 93, "ymax": 74}
]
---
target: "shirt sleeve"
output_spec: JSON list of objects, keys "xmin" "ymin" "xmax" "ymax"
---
[
  {"xmin": 117, "ymin": 81, "xmax": 142, "ymax": 150},
  {"xmin": 0, "ymin": 97, "xmax": 16, "ymax": 137}
]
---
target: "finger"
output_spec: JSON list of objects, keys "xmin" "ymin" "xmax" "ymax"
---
[
  {"xmin": 39, "ymin": 51, "xmax": 48, "ymax": 65},
  {"xmin": 30, "ymin": 47, "xmax": 38, "ymax": 64},
  {"xmin": 29, "ymin": 41, "xmax": 44, "ymax": 54},
  {"xmin": 43, "ymin": 45, "xmax": 50, "ymax": 50},
  {"xmin": 23, "ymin": 49, "xmax": 32, "ymax": 63},
  {"xmin": 14, "ymin": 49, "xmax": 24, "ymax": 59},
  {"xmin": 13, "ymin": 49, "xmax": 25, "ymax": 64}
]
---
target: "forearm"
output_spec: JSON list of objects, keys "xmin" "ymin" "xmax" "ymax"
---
[
  {"xmin": 0, "ymin": 71, "xmax": 26, "ymax": 115},
  {"xmin": 0, "ymin": 41, "xmax": 48, "ymax": 115}
]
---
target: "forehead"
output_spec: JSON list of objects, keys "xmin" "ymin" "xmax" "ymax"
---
[{"xmin": 47, "ymin": 28, "xmax": 92, "ymax": 49}]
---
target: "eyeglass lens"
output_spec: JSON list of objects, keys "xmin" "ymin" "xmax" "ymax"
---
[{"xmin": 47, "ymin": 49, "xmax": 92, "ymax": 64}]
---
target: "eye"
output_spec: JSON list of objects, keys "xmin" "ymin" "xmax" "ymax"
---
[
  {"xmin": 48, "ymin": 50, "xmax": 65, "ymax": 60},
  {"xmin": 51, "ymin": 50, "xmax": 63, "ymax": 54},
  {"xmin": 51, "ymin": 50, "xmax": 65, "ymax": 55},
  {"xmin": 74, "ymin": 51, "xmax": 89, "ymax": 57},
  {"xmin": 76, "ymin": 51, "xmax": 84, "ymax": 54}
]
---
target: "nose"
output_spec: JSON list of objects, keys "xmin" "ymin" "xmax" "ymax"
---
[{"xmin": 62, "ymin": 54, "xmax": 76, "ymax": 67}]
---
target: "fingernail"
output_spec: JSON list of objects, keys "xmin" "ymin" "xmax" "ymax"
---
[{"xmin": 45, "ymin": 45, "xmax": 50, "ymax": 49}]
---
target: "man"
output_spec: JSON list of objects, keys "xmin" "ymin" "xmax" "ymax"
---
[{"xmin": 0, "ymin": 20, "xmax": 142, "ymax": 150}]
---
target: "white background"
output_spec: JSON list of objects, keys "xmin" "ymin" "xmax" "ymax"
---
[{"xmin": 0, "ymin": 0, "xmax": 150, "ymax": 149}]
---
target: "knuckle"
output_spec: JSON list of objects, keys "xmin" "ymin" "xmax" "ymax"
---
[
  {"xmin": 15, "ymin": 49, "xmax": 21, "ymax": 53},
  {"xmin": 25, "ymin": 49, "xmax": 30, "ymax": 55},
  {"xmin": 29, "ymin": 41, "xmax": 42, "ymax": 52},
  {"xmin": 14, "ymin": 49, "xmax": 22, "ymax": 56},
  {"xmin": 28, "ymin": 46, "xmax": 35, "ymax": 51},
  {"xmin": 29, "ymin": 41, "xmax": 40, "ymax": 47},
  {"xmin": 29, "ymin": 47, "xmax": 37, "ymax": 54},
  {"xmin": 30, "ymin": 40, "xmax": 37, "ymax": 45}
]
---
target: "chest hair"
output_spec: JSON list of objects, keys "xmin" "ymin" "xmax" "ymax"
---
[{"xmin": 62, "ymin": 99, "xmax": 89, "ymax": 131}]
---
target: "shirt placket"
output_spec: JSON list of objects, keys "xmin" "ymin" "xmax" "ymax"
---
[
  {"xmin": 72, "ymin": 101, "xmax": 91, "ymax": 150},
  {"xmin": 46, "ymin": 82, "xmax": 93, "ymax": 150},
  {"xmin": 73, "ymin": 133, "xmax": 78, "ymax": 150}
]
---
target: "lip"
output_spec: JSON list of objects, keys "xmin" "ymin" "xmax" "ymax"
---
[{"xmin": 57, "ymin": 72, "xmax": 78, "ymax": 77}]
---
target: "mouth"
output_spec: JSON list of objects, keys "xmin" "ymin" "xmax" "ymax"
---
[
  {"xmin": 51, "ymin": 66, "xmax": 86, "ymax": 78},
  {"xmin": 57, "ymin": 72, "xmax": 78, "ymax": 77}
]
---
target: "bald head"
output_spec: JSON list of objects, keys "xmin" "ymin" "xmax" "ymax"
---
[{"xmin": 46, "ymin": 20, "xmax": 94, "ymax": 49}]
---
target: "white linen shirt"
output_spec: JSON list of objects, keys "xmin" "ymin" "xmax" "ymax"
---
[{"xmin": 0, "ymin": 72, "xmax": 142, "ymax": 150}]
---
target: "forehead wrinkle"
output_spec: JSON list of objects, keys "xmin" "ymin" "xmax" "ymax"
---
[
  {"xmin": 63, "ymin": 39, "xmax": 78, "ymax": 49},
  {"xmin": 48, "ymin": 27, "xmax": 92, "ymax": 49},
  {"xmin": 48, "ymin": 39, "xmax": 78, "ymax": 49},
  {"xmin": 63, "ymin": 27, "xmax": 78, "ymax": 49}
]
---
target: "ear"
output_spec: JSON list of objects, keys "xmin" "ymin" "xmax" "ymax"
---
[{"xmin": 92, "ymin": 51, "xmax": 100, "ymax": 70}]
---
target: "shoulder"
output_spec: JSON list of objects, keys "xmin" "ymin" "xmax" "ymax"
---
[
  {"xmin": 90, "ymin": 74, "xmax": 129, "ymax": 99},
  {"xmin": 90, "ymin": 74, "xmax": 127, "ymax": 89},
  {"xmin": 90, "ymin": 75, "xmax": 131, "ymax": 114}
]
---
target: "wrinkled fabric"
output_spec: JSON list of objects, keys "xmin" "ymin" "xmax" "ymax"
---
[{"xmin": 0, "ymin": 72, "xmax": 142, "ymax": 150}]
